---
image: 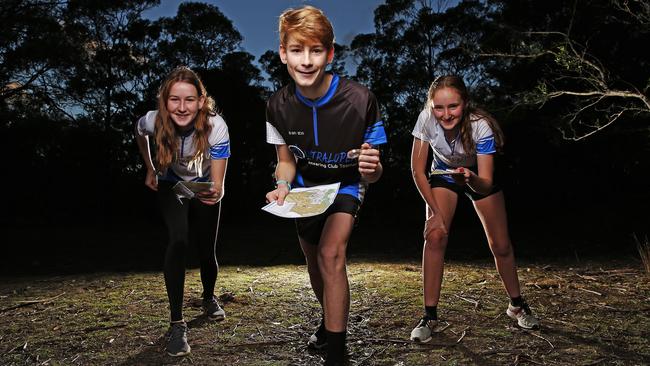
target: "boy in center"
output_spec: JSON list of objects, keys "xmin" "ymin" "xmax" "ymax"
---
[{"xmin": 264, "ymin": 6, "xmax": 387, "ymax": 365}]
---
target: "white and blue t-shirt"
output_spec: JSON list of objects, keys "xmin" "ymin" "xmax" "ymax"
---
[
  {"xmin": 412, "ymin": 108, "xmax": 496, "ymax": 182},
  {"xmin": 136, "ymin": 110, "xmax": 230, "ymax": 182}
]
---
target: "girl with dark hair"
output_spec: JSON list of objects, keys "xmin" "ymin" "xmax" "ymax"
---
[
  {"xmin": 134, "ymin": 66, "xmax": 230, "ymax": 356},
  {"xmin": 409, "ymin": 75, "xmax": 538, "ymax": 343}
]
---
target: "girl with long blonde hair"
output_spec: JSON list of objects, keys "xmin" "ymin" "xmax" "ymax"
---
[
  {"xmin": 135, "ymin": 66, "xmax": 230, "ymax": 357},
  {"xmin": 409, "ymin": 75, "xmax": 538, "ymax": 343}
]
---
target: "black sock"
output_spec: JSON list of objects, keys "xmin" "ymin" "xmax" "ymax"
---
[
  {"xmin": 325, "ymin": 329, "xmax": 346, "ymax": 364},
  {"xmin": 425, "ymin": 305, "xmax": 437, "ymax": 320},
  {"xmin": 510, "ymin": 296, "xmax": 524, "ymax": 307}
]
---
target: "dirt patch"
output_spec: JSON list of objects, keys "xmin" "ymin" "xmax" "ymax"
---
[{"xmin": 1, "ymin": 260, "xmax": 649, "ymax": 365}]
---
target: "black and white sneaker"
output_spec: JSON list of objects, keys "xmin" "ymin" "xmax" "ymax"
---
[
  {"xmin": 202, "ymin": 296, "xmax": 226, "ymax": 321},
  {"xmin": 307, "ymin": 321, "xmax": 327, "ymax": 350},
  {"xmin": 410, "ymin": 317, "xmax": 438, "ymax": 343},
  {"xmin": 166, "ymin": 322, "xmax": 190, "ymax": 357}
]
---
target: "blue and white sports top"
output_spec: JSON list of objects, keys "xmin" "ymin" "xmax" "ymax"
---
[
  {"xmin": 136, "ymin": 110, "xmax": 230, "ymax": 182},
  {"xmin": 411, "ymin": 108, "xmax": 496, "ymax": 182}
]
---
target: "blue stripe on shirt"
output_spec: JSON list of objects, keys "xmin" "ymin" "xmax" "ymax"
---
[
  {"xmin": 338, "ymin": 182, "xmax": 361, "ymax": 199},
  {"xmin": 476, "ymin": 135, "xmax": 496, "ymax": 154},
  {"xmin": 364, "ymin": 121, "xmax": 388, "ymax": 146},
  {"xmin": 210, "ymin": 141, "xmax": 231, "ymax": 159}
]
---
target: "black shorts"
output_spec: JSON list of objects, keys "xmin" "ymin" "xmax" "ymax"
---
[
  {"xmin": 428, "ymin": 171, "xmax": 501, "ymax": 201},
  {"xmin": 295, "ymin": 193, "xmax": 361, "ymax": 245}
]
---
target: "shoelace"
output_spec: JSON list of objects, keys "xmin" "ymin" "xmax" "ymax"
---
[
  {"xmin": 416, "ymin": 317, "xmax": 436, "ymax": 328},
  {"xmin": 169, "ymin": 324, "xmax": 187, "ymax": 340},
  {"xmin": 204, "ymin": 297, "xmax": 220, "ymax": 307}
]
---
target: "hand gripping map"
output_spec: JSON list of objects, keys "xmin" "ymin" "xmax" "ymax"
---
[{"xmin": 262, "ymin": 182, "xmax": 340, "ymax": 218}]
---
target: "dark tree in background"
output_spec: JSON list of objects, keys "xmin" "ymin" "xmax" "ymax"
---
[
  {"xmin": 1, "ymin": 0, "xmax": 648, "ymax": 273},
  {"xmin": 349, "ymin": 0, "xmax": 649, "ymax": 255},
  {"xmin": 1, "ymin": 1, "xmax": 270, "ymax": 234}
]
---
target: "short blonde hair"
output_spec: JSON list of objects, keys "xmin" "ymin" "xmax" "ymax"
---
[{"xmin": 278, "ymin": 6, "xmax": 335, "ymax": 49}]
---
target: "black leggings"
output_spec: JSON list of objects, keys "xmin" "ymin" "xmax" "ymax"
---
[{"xmin": 157, "ymin": 182, "xmax": 221, "ymax": 322}]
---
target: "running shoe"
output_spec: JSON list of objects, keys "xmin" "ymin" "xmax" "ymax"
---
[
  {"xmin": 202, "ymin": 296, "xmax": 226, "ymax": 320},
  {"xmin": 307, "ymin": 321, "xmax": 328, "ymax": 350},
  {"xmin": 506, "ymin": 302, "xmax": 539, "ymax": 330},
  {"xmin": 410, "ymin": 317, "xmax": 438, "ymax": 343},
  {"xmin": 166, "ymin": 322, "xmax": 190, "ymax": 357}
]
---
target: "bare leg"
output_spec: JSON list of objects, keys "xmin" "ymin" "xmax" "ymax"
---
[
  {"xmin": 473, "ymin": 191, "xmax": 521, "ymax": 297},
  {"xmin": 423, "ymin": 188, "xmax": 458, "ymax": 307},
  {"xmin": 299, "ymin": 238, "xmax": 324, "ymax": 308},
  {"xmin": 317, "ymin": 213, "xmax": 355, "ymax": 332}
]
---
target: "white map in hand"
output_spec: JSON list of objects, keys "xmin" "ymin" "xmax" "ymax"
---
[{"xmin": 262, "ymin": 182, "xmax": 340, "ymax": 218}]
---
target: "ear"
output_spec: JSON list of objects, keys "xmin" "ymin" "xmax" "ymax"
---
[
  {"xmin": 327, "ymin": 47, "xmax": 335, "ymax": 64},
  {"xmin": 198, "ymin": 95, "xmax": 205, "ymax": 110},
  {"xmin": 279, "ymin": 44, "xmax": 288, "ymax": 64}
]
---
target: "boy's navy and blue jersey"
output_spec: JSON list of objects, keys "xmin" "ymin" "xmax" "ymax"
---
[
  {"xmin": 266, "ymin": 74, "xmax": 387, "ymax": 201},
  {"xmin": 137, "ymin": 110, "xmax": 230, "ymax": 182},
  {"xmin": 411, "ymin": 108, "xmax": 496, "ymax": 183}
]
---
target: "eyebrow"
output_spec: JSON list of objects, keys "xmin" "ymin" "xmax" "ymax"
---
[{"xmin": 168, "ymin": 95, "xmax": 198, "ymax": 99}]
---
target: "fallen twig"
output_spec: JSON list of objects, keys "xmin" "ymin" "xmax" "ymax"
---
[
  {"xmin": 355, "ymin": 345, "xmax": 388, "ymax": 366},
  {"xmin": 225, "ymin": 340, "xmax": 290, "ymax": 348},
  {"xmin": 527, "ymin": 331, "xmax": 554, "ymax": 353},
  {"xmin": 364, "ymin": 337, "xmax": 456, "ymax": 347},
  {"xmin": 82, "ymin": 323, "xmax": 127, "ymax": 333},
  {"xmin": 434, "ymin": 321, "xmax": 451, "ymax": 333},
  {"xmin": 581, "ymin": 358, "xmax": 607, "ymax": 365},
  {"xmin": 6, "ymin": 341, "xmax": 28, "ymax": 354},
  {"xmin": 577, "ymin": 287, "xmax": 603, "ymax": 296},
  {"xmin": 514, "ymin": 353, "xmax": 544, "ymax": 365},
  {"xmin": 481, "ymin": 349, "xmax": 521, "ymax": 356},
  {"xmin": 454, "ymin": 294, "xmax": 480, "ymax": 309},
  {"xmin": 456, "ymin": 330, "xmax": 466, "ymax": 344},
  {"xmin": 0, "ymin": 292, "xmax": 66, "ymax": 313}
]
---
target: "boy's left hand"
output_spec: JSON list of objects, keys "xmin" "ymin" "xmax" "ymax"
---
[
  {"xmin": 358, "ymin": 143, "xmax": 380, "ymax": 177},
  {"xmin": 452, "ymin": 167, "xmax": 473, "ymax": 186}
]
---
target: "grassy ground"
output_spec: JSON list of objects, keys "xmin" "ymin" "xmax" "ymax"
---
[{"xmin": 1, "ymin": 259, "xmax": 649, "ymax": 365}]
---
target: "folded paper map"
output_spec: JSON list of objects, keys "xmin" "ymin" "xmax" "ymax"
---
[
  {"xmin": 430, "ymin": 169, "xmax": 465, "ymax": 176},
  {"xmin": 262, "ymin": 182, "xmax": 340, "ymax": 218},
  {"xmin": 172, "ymin": 181, "xmax": 214, "ymax": 201}
]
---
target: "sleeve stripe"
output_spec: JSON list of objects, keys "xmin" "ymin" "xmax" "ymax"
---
[
  {"xmin": 476, "ymin": 136, "xmax": 496, "ymax": 154},
  {"xmin": 364, "ymin": 120, "xmax": 388, "ymax": 146},
  {"xmin": 210, "ymin": 141, "xmax": 230, "ymax": 159}
]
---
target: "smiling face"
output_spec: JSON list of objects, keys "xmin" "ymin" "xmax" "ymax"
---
[
  {"xmin": 431, "ymin": 87, "xmax": 466, "ymax": 133},
  {"xmin": 280, "ymin": 35, "xmax": 334, "ymax": 99},
  {"xmin": 166, "ymin": 81, "xmax": 205, "ymax": 130}
]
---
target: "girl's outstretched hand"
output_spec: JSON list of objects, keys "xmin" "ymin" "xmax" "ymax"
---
[
  {"xmin": 452, "ymin": 167, "xmax": 473, "ymax": 186},
  {"xmin": 424, "ymin": 213, "xmax": 447, "ymax": 240},
  {"xmin": 197, "ymin": 187, "xmax": 222, "ymax": 205},
  {"xmin": 145, "ymin": 169, "xmax": 158, "ymax": 191}
]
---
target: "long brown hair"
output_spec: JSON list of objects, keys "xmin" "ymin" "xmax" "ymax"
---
[
  {"xmin": 427, "ymin": 75, "xmax": 504, "ymax": 154},
  {"xmin": 154, "ymin": 66, "xmax": 216, "ymax": 171}
]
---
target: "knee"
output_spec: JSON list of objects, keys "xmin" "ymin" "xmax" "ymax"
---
[
  {"xmin": 317, "ymin": 246, "xmax": 346, "ymax": 276},
  {"xmin": 167, "ymin": 236, "xmax": 187, "ymax": 253},
  {"xmin": 490, "ymin": 241, "xmax": 513, "ymax": 258},
  {"xmin": 424, "ymin": 229, "xmax": 447, "ymax": 253}
]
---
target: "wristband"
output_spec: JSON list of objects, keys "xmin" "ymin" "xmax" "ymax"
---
[{"xmin": 275, "ymin": 180, "xmax": 291, "ymax": 191}]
